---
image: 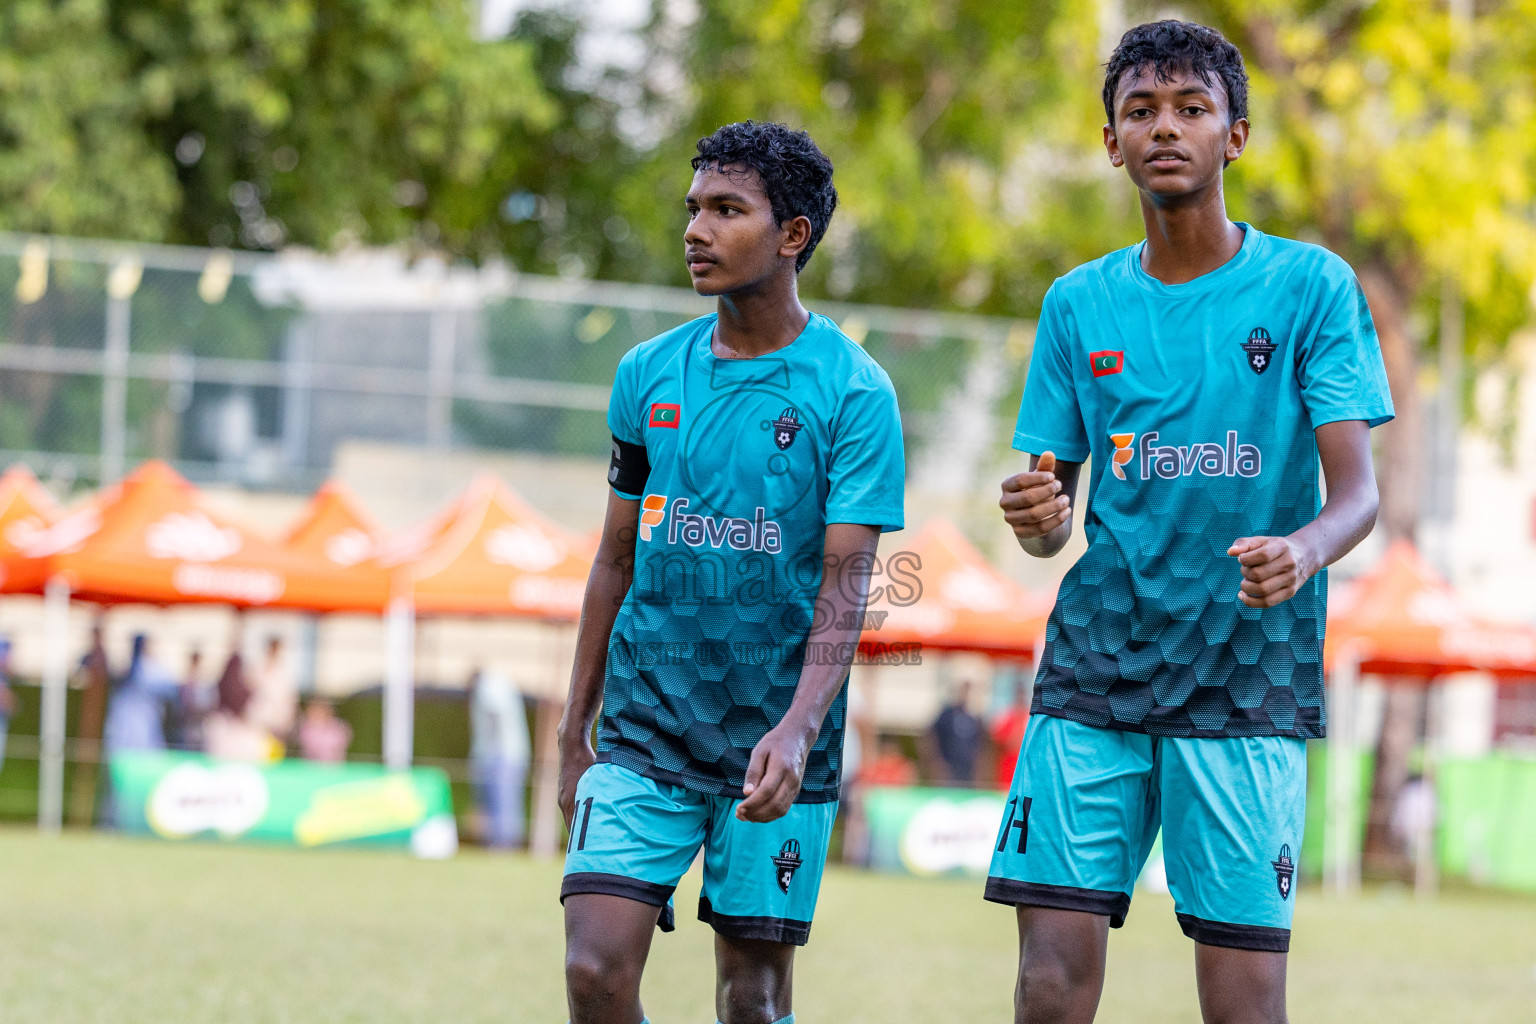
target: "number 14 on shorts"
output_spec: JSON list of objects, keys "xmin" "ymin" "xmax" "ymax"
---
[{"xmin": 997, "ymin": 796, "xmax": 1031, "ymax": 855}]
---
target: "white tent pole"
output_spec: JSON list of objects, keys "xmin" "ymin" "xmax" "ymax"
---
[
  {"xmin": 383, "ymin": 596, "xmax": 416, "ymax": 771},
  {"xmin": 37, "ymin": 576, "xmax": 71, "ymax": 833},
  {"xmin": 1414, "ymin": 679, "xmax": 1442, "ymax": 899},
  {"xmin": 1326, "ymin": 645, "xmax": 1361, "ymax": 895},
  {"xmin": 527, "ymin": 622, "xmax": 566, "ymax": 859}
]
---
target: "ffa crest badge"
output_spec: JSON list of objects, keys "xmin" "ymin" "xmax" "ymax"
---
[
  {"xmin": 1272, "ymin": 844, "xmax": 1295, "ymax": 900},
  {"xmin": 1242, "ymin": 328, "xmax": 1276, "ymax": 374},
  {"xmin": 772, "ymin": 838, "xmax": 803, "ymax": 893},
  {"xmin": 771, "ymin": 407, "xmax": 803, "ymax": 451}
]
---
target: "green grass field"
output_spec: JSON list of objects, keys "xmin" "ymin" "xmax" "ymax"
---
[{"xmin": 0, "ymin": 829, "xmax": 1532, "ymax": 1023}]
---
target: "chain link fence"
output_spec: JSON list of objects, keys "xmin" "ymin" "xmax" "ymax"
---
[{"xmin": 0, "ymin": 233, "xmax": 1032, "ymax": 495}]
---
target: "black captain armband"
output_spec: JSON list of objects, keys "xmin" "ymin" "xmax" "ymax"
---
[{"xmin": 608, "ymin": 435, "xmax": 651, "ymax": 495}]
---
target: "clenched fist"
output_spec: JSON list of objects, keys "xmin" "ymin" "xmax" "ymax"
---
[
  {"xmin": 1228, "ymin": 535, "xmax": 1317, "ymax": 608},
  {"xmin": 999, "ymin": 451, "xmax": 1072, "ymax": 541}
]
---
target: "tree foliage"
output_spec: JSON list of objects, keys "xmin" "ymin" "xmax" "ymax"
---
[
  {"xmin": 1198, "ymin": 0, "xmax": 1536, "ymax": 534},
  {"xmin": 2, "ymin": 0, "xmax": 1532, "ymax": 372},
  {"xmin": 506, "ymin": 0, "xmax": 1534, "ymax": 386},
  {"xmin": 515, "ymin": 0, "xmax": 1144, "ymax": 313},
  {"xmin": 0, "ymin": 0, "xmax": 554, "ymax": 251},
  {"xmin": 0, "ymin": 1, "xmax": 177, "ymax": 239}
]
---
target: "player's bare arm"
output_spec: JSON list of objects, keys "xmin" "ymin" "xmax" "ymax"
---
[
  {"xmin": 1000, "ymin": 451, "xmax": 1083, "ymax": 558},
  {"xmin": 736, "ymin": 521, "xmax": 881, "ymax": 824},
  {"xmin": 1228, "ymin": 419, "xmax": 1378, "ymax": 608},
  {"xmin": 556, "ymin": 490, "xmax": 638, "ymax": 826}
]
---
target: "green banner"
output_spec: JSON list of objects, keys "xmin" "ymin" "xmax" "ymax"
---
[
  {"xmin": 110, "ymin": 752, "xmax": 458, "ymax": 858},
  {"xmin": 1437, "ymin": 754, "xmax": 1536, "ymax": 893},
  {"xmin": 864, "ymin": 786, "xmax": 1006, "ymax": 877}
]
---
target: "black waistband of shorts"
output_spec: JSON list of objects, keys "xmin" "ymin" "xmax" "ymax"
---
[
  {"xmin": 1176, "ymin": 913, "xmax": 1290, "ymax": 953},
  {"xmin": 561, "ymin": 873, "xmax": 676, "ymax": 932},
  {"xmin": 1031, "ymin": 686, "xmax": 1324, "ymax": 740},
  {"xmin": 698, "ymin": 897, "xmax": 812, "ymax": 946},
  {"xmin": 984, "ymin": 878, "xmax": 1132, "ymax": 929},
  {"xmin": 595, "ymin": 750, "xmax": 841, "ymax": 803}
]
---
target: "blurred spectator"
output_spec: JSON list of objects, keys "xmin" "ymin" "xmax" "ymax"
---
[
  {"xmin": 298, "ymin": 698, "xmax": 353, "ymax": 763},
  {"xmin": 470, "ymin": 666, "xmax": 530, "ymax": 849},
  {"xmin": 215, "ymin": 650, "xmax": 250, "ymax": 719},
  {"xmin": 863, "ymin": 736, "xmax": 918, "ymax": 787},
  {"xmin": 929, "ymin": 681, "xmax": 982, "ymax": 785},
  {"xmin": 69, "ymin": 620, "xmax": 114, "ymax": 826},
  {"xmin": 840, "ymin": 677, "xmax": 876, "ymax": 864},
  {"xmin": 990, "ymin": 675, "xmax": 1031, "ymax": 791},
  {"xmin": 248, "ymin": 636, "xmax": 298, "ymax": 751},
  {"xmin": 0, "ymin": 638, "xmax": 15, "ymax": 773},
  {"xmin": 1392, "ymin": 773, "xmax": 1438, "ymax": 877},
  {"xmin": 103, "ymin": 634, "xmax": 180, "ymax": 755},
  {"xmin": 205, "ymin": 651, "xmax": 273, "ymax": 762},
  {"xmin": 170, "ymin": 648, "xmax": 211, "ymax": 751}
]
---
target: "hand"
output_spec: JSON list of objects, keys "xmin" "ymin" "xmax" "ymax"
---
[
  {"xmin": 999, "ymin": 452, "xmax": 1071, "ymax": 540},
  {"xmin": 1227, "ymin": 536, "xmax": 1316, "ymax": 608},
  {"xmin": 557, "ymin": 729, "xmax": 596, "ymax": 829},
  {"xmin": 736, "ymin": 719, "xmax": 814, "ymax": 823}
]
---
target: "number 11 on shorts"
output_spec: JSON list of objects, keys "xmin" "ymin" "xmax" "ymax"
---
[{"xmin": 567, "ymin": 797, "xmax": 594, "ymax": 853}]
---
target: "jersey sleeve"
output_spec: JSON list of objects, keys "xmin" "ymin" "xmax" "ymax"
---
[
  {"xmin": 826, "ymin": 363, "xmax": 906, "ymax": 533},
  {"xmin": 1013, "ymin": 283, "xmax": 1090, "ymax": 461},
  {"xmin": 1296, "ymin": 266, "xmax": 1396, "ymax": 429},
  {"xmin": 606, "ymin": 348, "xmax": 646, "ymax": 499}
]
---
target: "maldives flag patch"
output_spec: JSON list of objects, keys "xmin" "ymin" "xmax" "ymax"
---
[
  {"xmin": 648, "ymin": 403, "xmax": 681, "ymax": 428},
  {"xmin": 1089, "ymin": 350, "xmax": 1125, "ymax": 377}
]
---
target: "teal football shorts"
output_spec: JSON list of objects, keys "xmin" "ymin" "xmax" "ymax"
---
[
  {"xmin": 560, "ymin": 762, "xmax": 837, "ymax": 945},
  {"xmin": 985, "ymin": 714, "xmax": 1306, "ymax": 952}
]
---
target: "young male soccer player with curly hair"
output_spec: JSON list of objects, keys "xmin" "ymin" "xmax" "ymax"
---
[
  {"xmin": 991, "ymin": 21, "xmax": 1393, "ymax": 1024},
  {"xmin": 558, "ymin": 121, "xmax": 905, "ymax": 1024}
]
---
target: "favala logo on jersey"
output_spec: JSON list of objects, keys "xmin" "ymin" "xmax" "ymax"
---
[
  {"xmin": 639, "ymin": 494, "xmax": 668, "ymax": 541},
  {"xmin": 1108, "ymin": 430, "xmax": 1262, "ymax": 480},
  {"xmin": 1109, "ymin": 433, "xmax": 1136, "ymax": 480},
  {"xmin": 667, "ymin": 498, "xmax": 782, "ymax": 552}
]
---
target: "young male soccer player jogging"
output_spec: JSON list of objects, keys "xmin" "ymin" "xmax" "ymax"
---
[
  {"xmin": 558, "ymin": 121, "xmax": 905, "ymax": 1024},
  {"xmin": 991, "ymin": 22, "xmax": 1393, "ymax": 1024}
]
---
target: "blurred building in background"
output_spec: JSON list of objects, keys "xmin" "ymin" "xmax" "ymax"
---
[
  {"xmin": 0, "ymin": 231, "xmax": 1532, "ymax": 752},
  {"xmin": 0, "ymin": 233, "xmax": 1021, "ymax": 496},
  {"xmin": 0, "ymin": 232, "xmax": 1029, "ymax": 724}
]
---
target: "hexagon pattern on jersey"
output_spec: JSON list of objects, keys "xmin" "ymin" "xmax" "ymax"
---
[
  {"xmin": 1035, "ymin": 431, "xmax": 1327, "ymax": 739},
  {"xmin": 595, "ymin": 316, "xmax": 904, "ymax": 800},
  {"xmin": 600, "ymin": 452, "xmax": 847, "ymax": 798}
]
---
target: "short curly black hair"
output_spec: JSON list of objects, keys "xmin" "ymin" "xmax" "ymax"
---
[
  {"xmin": 1102, "ymin": 21, "xmax": 1248, "ymax": 126},
  {"xmin": 692, "ymin": 121, "xmax": 837, "ymax": 273}
]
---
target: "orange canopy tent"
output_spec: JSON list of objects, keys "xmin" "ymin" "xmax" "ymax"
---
[
  {"xmin": 21, "ymin": 462, "xmax": 401, "ymax": 831},
  {"xmin": 0, "ymin": 466, "xmax": 62, "ymax": 593},
  {"xmin": 404, "ymin": 475, "xmax": 597, "ymax": 620},
  {"xmin": 860, "ymin": 519, "xmax": 1055, "ymax": 659},
  {"xmin": 278, "ymin": 479, "xmax": 394, "ymax": 610},
  {"xmin": 1325, "ymin": 540, "xmax": 1536, "ymax": 678},
  {"xmin": 11, "ymin": 461, "xmax": 388, "ymax": 613},
  {"xmin": 369, "ymin": 475, "xmax": 596, "ymax": 781},
  {"xmin": 1320, "ymin": 540, "xmax": 1536, "ymax": 895}
]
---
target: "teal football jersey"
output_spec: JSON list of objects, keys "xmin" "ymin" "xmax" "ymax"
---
[
  {"xmin": 601, "ymin": 313, "xmax": 905, "ymax": 799},
  {"xmin": 1015, "ymin": 226, "xmax": 1394, "ymax": 738}
]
